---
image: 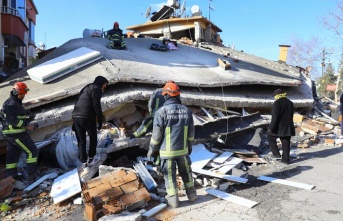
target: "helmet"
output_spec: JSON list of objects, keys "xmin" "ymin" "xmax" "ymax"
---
[
  {"xmin": 114, "ymin": 22, "xmax": 119, "ymax": 28},
  {"xmin": 13, "ymin": 82, "xmax": 29, "ymax": 95},
  {"xmin": 162, "ymin": 82, "xmax": 180, "ymax": 97}
]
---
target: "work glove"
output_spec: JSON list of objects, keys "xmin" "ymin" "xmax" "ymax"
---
[
  {"xmin": 98, "ymin": 121, "xmax": 103, "ymax": 131},
  {"xmin": 147, "ymin": 147, "xmax": 158, "ymax": 162},
  {"xmin": 27, "ymin": 111, "xmax": 36, "ymax": 122}
]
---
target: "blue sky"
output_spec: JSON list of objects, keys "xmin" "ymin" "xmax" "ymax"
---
[{"xmin": 34, "ymin": 0, "xmax": 340, "ymax": 67}]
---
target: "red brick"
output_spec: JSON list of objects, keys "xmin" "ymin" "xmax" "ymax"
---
[
  {"xmin": 120, "ymin": 180, "xmax": 139, "ymax": 194},
  {"xmin": 122, "ymin": 171, "xmax": 138, "ymax": 183},
  {"xmin": 111, "ymin": 170, "xmax": 127, "ymax": 179},
  {"xmin": 107, "ymin": 187, "xmax": 123, "ymax": 199},
  {"xmin": 96, "ymin": 183, "xmax": 112, "ymax": 194},
  {"xmin": 109, "ymin": 177, "xmax": 125, "ymax": 188},
  {"xmin": 101, "ymin": 173, "xmax": 115, "ymax": 183},
  {"xmin": 120, "ymin": 192, "xmax": 137, "ymax": 206},
  {"xmin": 86, "ymin": 177, "xmax": 102, "ymax": 189},
  {"xmin": 134, "ymin": 187, "xmax": 151, "ymax": 202}
]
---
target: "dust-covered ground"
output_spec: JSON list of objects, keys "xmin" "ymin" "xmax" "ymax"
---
[{"xmin": 2, "ymin": 143, "xmax": 343, "ymax": 221}]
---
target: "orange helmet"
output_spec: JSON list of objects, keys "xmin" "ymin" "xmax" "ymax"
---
[
  {"xmin": 114, "ymin": 22, "xmax": 119, "ymax": 28},
  {"xmin": 162, "ymin": 82, "xmax": 180, "ymax": 97},
  {"xmin": 13, "ymin": 82, "xmax": 29, "ymax": 95}
]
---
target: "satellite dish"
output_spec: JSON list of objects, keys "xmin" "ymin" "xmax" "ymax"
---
[
  {"xmin": 180, "ymin": 0, "xmax": 186, "ymax": 17},
  {"xmin": 145, "ymin": 6, "xmax": 151, "ymax": 18},
  {"xmin": 191, "ymin": 5, "xmax": 200, "ymax": 16}
]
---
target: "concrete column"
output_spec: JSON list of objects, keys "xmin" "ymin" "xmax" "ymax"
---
[{"xmin": 194, "ymin": 22, "xmax": 201, "ymax": 42}]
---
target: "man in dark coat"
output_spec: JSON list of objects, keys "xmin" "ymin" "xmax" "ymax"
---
[
  {"xmin": 268, "ymin": 88, "xmax": 295, "ymax": 164},
  {"xmin": 72, "ymin": 76, "xmax": 108, "ymax": 167}
]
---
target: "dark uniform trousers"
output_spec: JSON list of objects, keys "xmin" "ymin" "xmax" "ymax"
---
[
  {"xmin": 73, "ymin": 117, "xmax": 97, "ymax": 163},
  {"xmin": 6, "ymin": 133, "xmax": 38, "ymax": 178},
  {"xmin": 161, "ymin": 155, "xmax": 194, "ymax": 196}
]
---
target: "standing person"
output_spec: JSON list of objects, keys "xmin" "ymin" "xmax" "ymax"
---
[
  {"xmin": 105, "ymin": 21, "xmax": 126, "ymax": 50},
  {"xmin": 148, "ymin": 81, "xmax": 196, "ymax": 208},
  {"xmin": 131, "ymin": 80, "xmax": 175, "ymax": 138},
  {"xmin": 1, "ymin": 82, "xmax": 38, "ymax": 182},
  {"xmin": 72, "ymin": 76, "xmax": 108, "ymax": 167},
  {"xmin": 267, "ymin": 89, "xmax": 295, "ymax": 165}
]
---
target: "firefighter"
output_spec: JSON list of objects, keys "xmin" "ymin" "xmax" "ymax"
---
[
  {"xmin": 148, "ymin": 81, "xmax": 196, "ymax": 208},
  {"xmin": 1, "ymin": 82, "xmax": 38, "ymax": 182},
  {"xmin": 131, "ymin": 81, "xmax": 175, "ymax": 138},
  {"xmin": 106, "ymin": 21, "xmax": 126, "ymax": 50}
]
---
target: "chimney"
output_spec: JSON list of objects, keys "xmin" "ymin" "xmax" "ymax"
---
[{"xmin": 278, "ymin": 45, "xmax": 291, "ymax": 63}]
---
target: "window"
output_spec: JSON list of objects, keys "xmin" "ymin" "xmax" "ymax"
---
[{"xmin": 29, "ymin": 21, "xmax": 35, "ymax": 44}]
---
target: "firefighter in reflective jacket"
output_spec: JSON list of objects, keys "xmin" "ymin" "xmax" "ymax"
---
[
  {"xmin": 132, "ymin": 80, "xmax": 175, "ymax": 138},
  {"xmin": 106, "ymin": 21, "xmax": 126, "ymax": 49},
  {"xmin": 148, "ymin": 81, "xmax": 196, "ymax": 208},
  {"xmin": 1, "ymin": 82, "xmax": 38, "ymax": 181}
]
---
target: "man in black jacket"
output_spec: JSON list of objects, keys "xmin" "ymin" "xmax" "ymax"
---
[
  {"xmin": 72, "ymin": 76, "xmax": 108, "ymax": 167},
  {"xmin": 268, "ymin": 89, "xmax": 295, "ymax": 164},
  {"xmin": 106, "ymin": 21, "xmax": 126, "ymax": 50},
  {"xmin": 2, "ymin": 82, "xmax": 38, "ymax": 182}
]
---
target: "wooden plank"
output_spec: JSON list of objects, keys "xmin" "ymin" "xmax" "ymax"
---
[
  {"xmin": 257, "ymin": 176, "xmax": 315, "ymax": 190},
  {"xmin": 192, "ymin": 167, "xmax": 248, "ymax": 183},
  {"xmin": 190, "ymin": 144, "xmax": 218, "ymax": 169},
  {"xmin": 142, "ymin": 203, "xmax": 168, "ymax": 218},
  {"xmin": 206, "ymin": 188, "xmax": 259, "ymax": 208},
  {"xmin": 222, "ymin": 149, "xmax": 257, "ymax": 155},
  {"xmin": 50, "ymin": 169, "xmax": 82, "ymax": 204},
  {"xmin": 304, "ymin": 119, "xmax": 332, "ymax": 132},
  {"xmin": 213, "ymin": 151, "xmax": 233, "ymax": 164}
]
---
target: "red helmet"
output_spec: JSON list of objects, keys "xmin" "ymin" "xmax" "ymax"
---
[
  {"xmin": 13, "ymin": 82, "xmax": 29, "ymax": 95},
  {"xmin": 162, "ymin": 82, "xmax": 180, "ymax": 97},
  {"xmin": 114, "ymin": 22, "xmax": 119, "ymax": 28}
]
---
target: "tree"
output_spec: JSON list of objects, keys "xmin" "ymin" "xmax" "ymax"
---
[
  {"xmin": 287, "ymin": 35, "xmax": 323, "ymax": 78},
  {"xmin": 317, "ymin": 62, "xmax": 336, "ymax": 99}
]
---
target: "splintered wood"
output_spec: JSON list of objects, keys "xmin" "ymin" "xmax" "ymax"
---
[{"xmin": 82, "ymin": 169, "xmax": 151, "ymax": 221}]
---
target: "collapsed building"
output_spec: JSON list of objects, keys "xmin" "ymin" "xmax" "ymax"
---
[{"xmin": 0, "ymin": 35, "xmax": 314, "ymax": 156}]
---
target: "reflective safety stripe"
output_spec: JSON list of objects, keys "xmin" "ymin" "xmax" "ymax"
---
[
  {"xmin": 166, "ymin": 160, "xmax": 177, "ymax": 195},
  {"xmin": 16, "ymin": 119, "xmax": 24, "ymax": 127},
  {"xmin": 184, "ymin": 126, "xmax": 188, "ymax": 149},
  {"xmin": 188, "ymin": 136, "xmax": 194, "ymax": 141},
  {"xmin": 154, "ymin": 98, "xmax": 160, "ymax": 112},
  {"xmin": 6, "ymin": 162, "xmax": 18, "ymax": 169},
  {"xmin": 184, "ymin": 156, "xmax": 194, "ymax": 188},
  {"xmin": 27, "ymin": 157, "xmax": 38, "ymax": 164},
  {"xmin": 2, "ymin": 128, "xmax": 26, "ymax": 134},
  {"xmin": 15, "ymin": 139, "xmax": 32, "ymax": 159},
  {"xmin": 134, "ymin": 119, "xmax": 153, "ymax": 137},
  {"xmin": 150, "ymin": 138, "xmax": 159, "ymax": 146},
  {"xmin": 160, "ymin": 148, "xmax": 188, "ymax": 158},
  {"xmin": 166, "ymin": 127, "xmax": 171, "ymax": 152}
]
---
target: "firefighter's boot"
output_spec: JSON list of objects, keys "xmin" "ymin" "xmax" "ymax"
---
[
  {"xmin": 186, "ymin": 186, "xmax": 197, "ymax": 202},
  {"xmin": 165, "ymin": 194, "xmax": 179, "ymax": 208}
]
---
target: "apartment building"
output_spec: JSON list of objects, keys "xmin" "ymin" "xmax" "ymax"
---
[{"xmin": 1, "ymin": 0, "xmax": 38, "ymax": 75}]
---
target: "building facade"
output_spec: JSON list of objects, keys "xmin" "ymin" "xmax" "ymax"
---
[{"xmin": 1, "ymin": 0, "xmax": 38, "ymax": 75}]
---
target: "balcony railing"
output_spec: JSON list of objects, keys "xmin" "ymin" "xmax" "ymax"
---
[{"xmin": 1, "ymin": 6, "xmax": 26, "ymax": 25}]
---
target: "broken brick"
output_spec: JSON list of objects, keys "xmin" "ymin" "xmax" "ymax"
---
[
  {"xmin": 107, "ymin": 187, "xmax": 124, "ymax": 199},
  {"xmin": 120, "ymin": 180, "xmax": 140, "ymax": 194}
]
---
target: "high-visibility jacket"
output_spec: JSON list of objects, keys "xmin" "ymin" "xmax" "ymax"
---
[
  {"xmin": 148, "ymin": 88, "xmax": 165, "ymax": 117},
  {"xmin": 150, "ymin": 97, "xmax": 194, "ymax": 159},
  {"xmin": 1, "ymin": 93, "xmax": 30, "ymax": 136},
  {"xmin": 106, "ymin": 28, "xmax": 124, "ymax": 42}
]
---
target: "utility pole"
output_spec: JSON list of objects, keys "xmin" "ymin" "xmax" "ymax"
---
[
  {"xmin": 321, "ymin": 48, "xmax": 333, "ymax": 76},
  {"xmin": 208, "ymin": 0, "xmax": 214, "ymax": 21}
]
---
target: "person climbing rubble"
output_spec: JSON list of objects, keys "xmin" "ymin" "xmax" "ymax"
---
[
  {"xmin": 72, "ymin": 76, "xmax": 108, "ymax": 168},
  {"xmin": 105, "ymin": 21, "xmax": 126, "ymax": 50},
  {"xmin": 1, "ymin": 82, "xmax": 38, "ymax": 183},
  {"xmin": 147, "ymin": 81, "xmax": 196, "ymax": 208},
  {"xmin": 131, "ymin": 80, "xmax": 175, "ymax": 138}
]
